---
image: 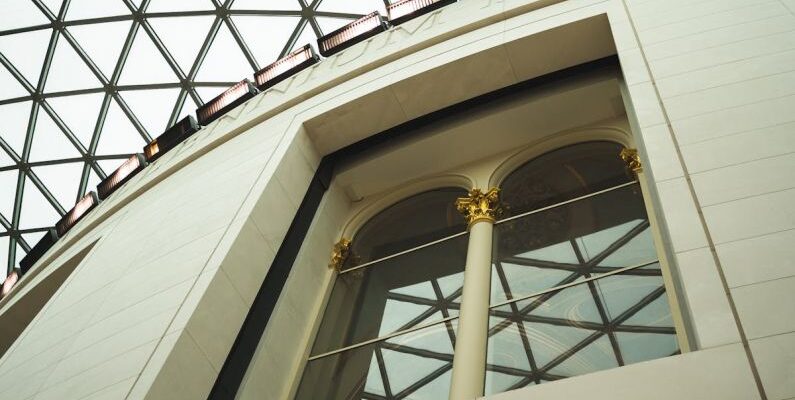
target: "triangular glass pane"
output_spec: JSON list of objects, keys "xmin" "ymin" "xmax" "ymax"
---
[
  {"xmin": 388, "ymin": 323, "xmax": 454, "ymax": 354},
  {"xmin": 41, "ymin": 0, "xmax": 63, "ymax": 15},
  {"xmin": 546, "ymin": 334, "xmax": 617, "ymax": 378},
  {"xmin": 98, "ymin": 159, "xmax": 124, "ymax": 176},
  {"xmin": 84, "ymin": 164, "xmax": 103, "ymax": 196},
  {"xmin": 0, "ymin": 65, "xmax": 29, "ymax": 100},
  {"xmin": 18, "ymin": 179, "xmax": 61, "ymax": 229},
  {"xmin": 577, "ymin": 220, "xmax": 641, "ymax": 262},
  {"xmin": 363, "ymin": 355, "xmax": 385, "ymax": 396},
  {"xmin": 379, "ymin": 299, "xmax": 431, "ymax": 336},
  {"xmin": 528, "ymin": 283, "xmax": 602, "ymax": 324},
  {"xmin": 616, "ymin": 332, "xmax": 678, "ymax": 365},
  {"xmin": 119, "ymin": 88, "xmax": 180, "ymax": 136},
  {"xmin": 0, "ymin": 149, "xmax": 14, "ymax": 168},
  {"xmin": 0, "ymin": 28, "xmax": 52, "ymax": 87},
  {"xmin": 233, "ymin": 16, "xmax": 299, "ymax": 66},
  {"xmin": 149, "ymin": 16, "xmax": 215, "ymax": 73},
  {"xmin": 435, "ymin": 272, "xmax": 463, "ymax": 298},
  {"xmin": 95, "ymin": 100, "xmax": 145, "ymax": 155},
  {"xmin": 146, "ymin": 0, "xmax": 214, "ymax": 13},
  {"xmin": 381, "ymin": 348, "xmax": 447, "ymax": 394},
  {"xmin": 391, "ymin": 281, "xmax": 434, "ymax": 299},
  {"xmin": 175, "ymin": 94, "xmax": 197, "ymax": 123},
  {"xmin": 0, "ymin": 101, "xmax": 32, "ymax": 155},
  {"xmin": 492, "ymin": 262, "xmax": 572, "ymax": 303},
  {"xmin": 47, "ymin": 92, "xmax": 105, "ymax": 148},
  {"xmin": 290, "ymin": 23, "xmax": 318, "ymax": 53},
  {"xmin": 598, "ymin": 226, "xmax": 656, "ymax": 267},
  {"xmin": 44, "ymin": 39, "xmax": 102, "ymax": 93},
  {"xmin": 66, "ymin": 0, "xmax": 130, "ymax": 20},
  {"xmin": 68, "ymin": 21, "xmax": 132, "ymax": 77},
  {"xmin": 408, "ymin": 369, "xmax": 452, "ymax": 400},
  {"xmin": 28, "ymin": 110, "xmax": 82, "ymax": 162},
  {"xmin": 0, "ymin": 170, "xmax": 19, "ymax": 218},
  {"xmin": 118, "ymin": 30, "xmax": 179, "ymax": 85},
  {"xmin": 21, "ymin": 231, "xmax": 46, "ymax": 248},
  {"xmin": 316, "ymin": 17, "xmax": 355, "ymax": 36},
  {"xmin": 32, "ymin": 162, "xmax": 83, "ymax": 208},
  {"xmin": 317, "ymin": 0, "xmax": 385, "ymax": 14},
  {"xmin": 513, "ymin": 240, "xmax": 579, "ymax": 264},
  {"xmin": 622, "ymin": 292, "xmax": 673, "ymax": 328},
  {"xmin": 487, "ymin": 322, "xmax": 532, "ymax": 370},
  {"xmin": 595, "ymin": 275, "xmax": 664, "ymax": 321},
  {"xmin": 15, "ymin": 242, "xmax": 27, "ymax": 266},
  {"xmin": 523, "ymin": 321, "xmax": 594, "ymax": 368},
  {"xmin": 485, "ymin": 372, "xmax": 525, "ymax": 396},
  {"xmin": 195, "ymin": 24, "xmax": 254, "ymax": 82},
  {"xmin": 232, "ymin": 0, "xmax": 300, "ymax": 10},
  {"xmin": 0, "ymin": 0, "xmax": 49, "ymax": 31},
  {"xmin": 0, "ymin": 236, "xmax": 8, "ymax": 274},
  {"xmin": 416, "ymin": 310, "xmax": 446, "ymax": 326}
]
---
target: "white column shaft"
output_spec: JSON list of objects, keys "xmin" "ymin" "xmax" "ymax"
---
[{"xmin": 448, "ymin": 219, "xmax": 493, "ymax": 400}]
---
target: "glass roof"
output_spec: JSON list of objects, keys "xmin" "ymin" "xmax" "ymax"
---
[{"xmin": 0, "ymin": 0, "xmax": 392, "ymax": 276}]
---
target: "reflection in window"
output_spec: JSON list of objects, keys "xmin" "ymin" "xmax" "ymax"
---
[
  {"xmin": 296, "ymin": 142, "xmax": 680, "ymax": 399},
  {"xmin": 486, "ymin": 142, "xmax": 677, "ymax": 394},
  {"xmin": 297, "ymin": 189, "xmax": 468, "ymax": 399},
  {"xmin": 500, "ymin": 142, "xmax": 632, "ymax": 217}
]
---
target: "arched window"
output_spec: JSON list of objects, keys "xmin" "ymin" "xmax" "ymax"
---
[
  {"xmin": 297, "ymin": 188, "xmax": 469, "ymax": 400},
  {"xmin": 295, "ymin": 142, "xmax": 682, "ymax": 399},
  {"xmin": 486, "ymin": 142, "xmax": 678, "ymax": 394}
]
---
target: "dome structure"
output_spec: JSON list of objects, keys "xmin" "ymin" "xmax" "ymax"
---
[{"xmin": 0, "ymin": 0, "xmax": 390, "ymax": 275}]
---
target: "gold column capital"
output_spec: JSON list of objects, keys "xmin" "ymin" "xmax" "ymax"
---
[
  {"xmin": 328, "ymin": 238, "xmax": 351, "ymax": 271},
  {"xmin": 455, "ymin": 187, "xmax": 501, "ymax": 227},
  {"xmin": 620, "ymin": 148, "xmax": 643, "ymax": 174}
]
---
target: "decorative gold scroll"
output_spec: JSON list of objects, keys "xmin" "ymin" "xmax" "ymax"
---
[
  {"xmin": 620, "ymin": 148, "xmax": 643, "ymax": 175},
  {"xmin": 455, "ymin": 187, "xmax": 501, "ymax": 227},
  {"xmin": 328, "ymin": 238, "xmax": 351, "ymax": 271}
]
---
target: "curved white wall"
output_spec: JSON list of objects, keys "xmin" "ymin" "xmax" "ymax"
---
[{"xmin": 0, "ymin": 0, "xmax": 791, "ymax": 399}]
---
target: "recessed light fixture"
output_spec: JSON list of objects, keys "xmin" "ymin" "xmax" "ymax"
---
[
  {"xmin": 255, "ymin": 44, "xmax": 320, "ymax": 90},
  {"xmin": 196, "ymin": 80, "xmax": 259, "ymax": 125},
  {"xmin": 56, "ymin": 192, "xmax": 99, "ymax": 237},
  {"xmin": 318, "ymin": 12, "xmax": 389, "ymax": 57},
  {"xmin": 97, "ymin": 154, "xmax": 147, "ymax": 200},
  {"xmin": 143, "ymin": 116, "xmax": 199, "ymax": 162},
  {"xmin": 388, "ymin": 0, "xmax": 456, "ymax": 25}
]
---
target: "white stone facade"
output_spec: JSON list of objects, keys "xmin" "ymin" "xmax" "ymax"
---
[{"xmin": 0, "ymin": 0, "xmax": 792, "ymax": 399}]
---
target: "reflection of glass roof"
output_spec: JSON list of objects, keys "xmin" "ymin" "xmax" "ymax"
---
[{"xmin": 0, "ymin": 0, "xmax": 391, "ymax": 275}]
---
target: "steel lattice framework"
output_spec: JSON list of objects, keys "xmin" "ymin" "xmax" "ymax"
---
[{"xmin": 0, "ymin": 0, "xmax": 392, "ymax": 274}]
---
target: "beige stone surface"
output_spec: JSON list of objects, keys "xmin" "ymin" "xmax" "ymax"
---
[
  {"xmin": 480, "ymin": 343, "xmax": 761, "ymax": 400},
  {"xmin": 0, "ymin": 0, "xmax": 790, "ymax": 399}
]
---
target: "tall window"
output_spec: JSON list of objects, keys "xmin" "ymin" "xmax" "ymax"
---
[
  {"xmin": 296, "ymin": 142, "xmax": 680, "ymax": 399},
  {"xmin": 297, "ymin": 188, "xmax": 469, "ymax": 400},
  {"xmin": 485, "ymin": 142, "xmax": 678, "ymax": 394}
]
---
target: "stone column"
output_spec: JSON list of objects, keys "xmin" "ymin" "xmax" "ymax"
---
[{"xmin": 448, "ymin": 187, "xmax": 500, "ymax": 400}]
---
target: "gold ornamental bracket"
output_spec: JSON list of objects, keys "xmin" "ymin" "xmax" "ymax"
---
[
  {"xmin": 455, "ymin": 187, "xmax": 502, "ymax": 227},
  {"xmin": 620, "ymin": 148, "xmax": 643, "ymax": 175},
  {"xmin": 328, "ymin": 238, "xmax": 351, "ymax": 271}
]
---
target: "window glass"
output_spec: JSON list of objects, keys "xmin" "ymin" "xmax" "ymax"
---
[
  {"xmin": 492, "ymin": 184, "xmax": 654, "ymax": 304},
  {"xmin": 297, "ymin": 322, "xmax": 457, "ymax": 400},
  {"xmin": 487, "ymin": 141, "xmax": 677, "ymax": 394},
  {"xmin": 485, "ymin": 270, "xmax": 677, "ymax": 395},
  {"xmin": 343, "ymin": 188, "xmax": 467, "ymax": 269},
  {"xmin": 298, "ymin": 189, "xmax": 467, "ymax": 399},
  {"xmin": 500, "ymin": 142, "xmax": 631, "ymax": 218},
  {"xmin": 312, "ymin": 228, "xmax": 467, "ymax": 355}
]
